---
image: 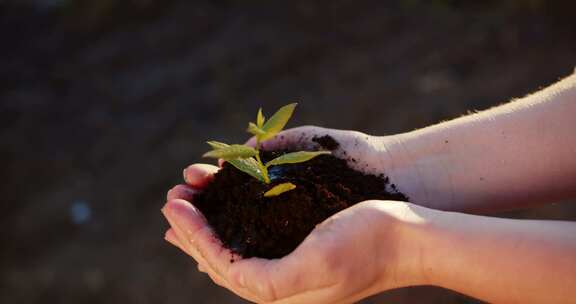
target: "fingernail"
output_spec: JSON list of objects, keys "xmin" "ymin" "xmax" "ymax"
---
[
  {"xmin": 182, "ymin": 187, "xmax": 195, "ymax": 196},
  {"xmin": 167, "ymin": 186, "xmax": 196, "ymax": 201},
  {"xmin": 183, "ymin": 168, "xmax": 189, "ymax": 183},
  {"xmin": 168, "ymin": 206, "xmax": 183, "ymax": 226}
]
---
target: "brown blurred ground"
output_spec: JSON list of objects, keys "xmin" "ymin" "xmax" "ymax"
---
[{"xmin": 1, "ymin": 0, "xmax": 575, "ymax": 303}]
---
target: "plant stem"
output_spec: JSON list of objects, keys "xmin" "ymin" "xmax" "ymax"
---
[{"xmin": 255, "ymin": 138, "xmax": 270, "ymax": 184}]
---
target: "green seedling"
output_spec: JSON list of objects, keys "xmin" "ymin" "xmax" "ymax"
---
[{"xmin": 203, "ymin": 103, "xmax": 330, "ymax": 197}]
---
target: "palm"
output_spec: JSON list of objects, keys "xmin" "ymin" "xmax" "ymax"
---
[{"xmin": 259, "ymin": 200, "xmax": 404, "ymax": 303}]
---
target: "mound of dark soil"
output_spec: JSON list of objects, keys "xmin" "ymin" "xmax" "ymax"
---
[{"xmin": 193, "ymin": 137, "xmax": 408, "ymax": 259}]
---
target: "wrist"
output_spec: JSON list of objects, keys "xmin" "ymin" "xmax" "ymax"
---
[
  {"xmin": 371, "ymin": 201, "xmax": 443, "ymax": 289},
  {"xmin": 406, "ymin": 207, "xmax": 472, "ymax": 291},
  {"xmin": 377, "ymin": 132, "xmax": 455, "ymax": 211}
]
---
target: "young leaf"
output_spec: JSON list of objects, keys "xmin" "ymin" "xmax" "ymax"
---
[
  {"xmin": 264, "ymin": 182, "xmax": 296, "ymax": 197},
  {"xmin": 227, "ymin": 158, "xmax": 265, "ymax": 182},
  {"xmin": 257, "ymin": 108, "xmax": 265, "ymax": 128},
  {"xmin": 203, "ymin": 144, "xmax": 258, "ymax": 160},
  {"xmin": 259, "ymin": 103, "xmax": 297, "ymax": 141},
  {"xmin": 206, "ymin": 141, "xmax": 230, "ymax": 150},
  {"xmin": 265, "ymin": 151, "xmax": 331, "ymax": 167},
  {"xmin": 247, "ymin": 122, "xmax": 266, "ymax": 136}
]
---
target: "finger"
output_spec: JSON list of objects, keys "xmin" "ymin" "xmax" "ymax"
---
[
  {"xmin": 165, "ymin": 228, "xmax": 214, "ymax": 276},
  {"xmin": 162, "ymin": 200, "xmax": 242, "ymax": 277},
  {"xmin": 165, "ymin": 228, "xmax": 206, "ymax": 262},
  {"xmin": 183, "ymin": 164, "xmax": 219, "ymax": 188},
  {"xmin": 164, "ymin": 228, "xmax": 181, "ymax": 247},
  {"xmin": 244, "ymin": 127, "xmax": 318, "ymax": 150},
  {"xmin": 260, "ymin": 126, "xmax": 385, "ymax": 177},
  {"xmin": 166, "ymin": 184, "xmax": 197, "ymax": 201},
  {"xmin": 162, "ymin": 203, "xmax": 209, "ymax": 264},
  {"xmin": 198, "ymin": 263, "xmax": 207, "ymax": 273},
  {"xmin": 166, "ymin": 231, "xmax": 241, "ymax": 295},
  {"xmin": 243, "ymin": 126, "xmax": 319, "ymax": 150},
  {"xmin": 164, "ymin": 224, "xmax": 235, "ymax": 291},
  {"xmin": 162, "ymin": 202, "xmax": 268, "ymax": 303},
  {"xmin": 247, "ymin": 125, "xmax": 348, "ymax": 152},
  {"xmin": 165, "ymin": 229, "xmax": 224, "ymax": 281}
]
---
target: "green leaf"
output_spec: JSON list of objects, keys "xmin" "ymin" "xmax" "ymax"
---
[
  {"xmin": 206, "ymin": 141, "xmax": 230, "ymax": 150},
  {"xmin": 203, "ymin": 144, "xmax": 258, "ymax": 160},
  {"xmin": 264, "ymin": 182, "xmax": 296, "ymax": 197},
  {"xmin": 246, "ymin": 122, "xmax": 266, "ymax": 136},
  {"xmin": 227, "ymin": 158, "xmax": 265, "ymax": 182},
  {"xmin": 265, "ymin": 151, "xmax": 331, "ymax": 167},
  {"xmin": 260, "ymin": 103, "xmax": 297, "ymax": 141},
  {"xmin": 257, "ymin": 108, "xmax": 265, "ymax": 128},
  {"xmin": 205, "ymin": 141, "xmax": 264, "ymax": 181}
]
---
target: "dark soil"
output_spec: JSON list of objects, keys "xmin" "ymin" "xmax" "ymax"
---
[
  {"xmin": 193, "ymin": 137, "xmax": 408, "ymax": 259},
  {"xmin": 313, "ymin": 135, "xmax": 341, "ymax": 150}
]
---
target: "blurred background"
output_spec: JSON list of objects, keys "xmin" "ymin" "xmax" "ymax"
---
[{"xmin": 1, "ymin": 0, "xmax": 575, "ymax": 303}]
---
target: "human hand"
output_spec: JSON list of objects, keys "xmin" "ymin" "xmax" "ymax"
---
[
  {"xmin": 245, "ymin": 125, "xmax": 429, "ymax": 207},
  {"xmin": 246, "ymin": 125, "xmax": 392, "ymax": 176},
  {"xmin": 162, "ymin": 162, "xmax": 430, "ymax": 303}
]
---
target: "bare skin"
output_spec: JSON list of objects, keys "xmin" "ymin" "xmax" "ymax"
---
[{"xmin": 162, "ymin": 73, "xmax": 576, "ymax": 303}]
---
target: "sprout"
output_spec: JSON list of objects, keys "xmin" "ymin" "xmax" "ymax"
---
[{"xmin": 203, "ymin": 103, "xmax": 330, "ymax": 197}]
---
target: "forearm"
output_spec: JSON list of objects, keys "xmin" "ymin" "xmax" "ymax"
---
[
  {"xmin": 417, "ymin": 209, "xmax": 576, "ymax": 303},
  {"xmin": 385, "ymin": 73, "xmax": 576, "ymax": 212}
]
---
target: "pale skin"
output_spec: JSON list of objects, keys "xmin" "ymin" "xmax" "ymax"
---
[{"xmin": 162, "ymin": 73, "xmax": 576, "ymax": 303}]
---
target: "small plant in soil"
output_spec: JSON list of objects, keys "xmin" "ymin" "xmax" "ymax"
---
[
  {"xmin": 194, "ymin": 103, "xmax": 408, "ymax": 259},
  {"xmin": 203, "ymin": 103, "xmax": 330, "ymax": 197}
]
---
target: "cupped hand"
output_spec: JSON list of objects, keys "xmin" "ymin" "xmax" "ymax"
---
[
  {"xmin": 246, "ymin": 126, "xmax": 422, "ymax": 203},
  {"xmin": 246, "ymin": 126, "xmax": 390, "ymax": 175},
  {"xmin": 162, "ymin": 126, "xmax": 427, "ymax": 303}
]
